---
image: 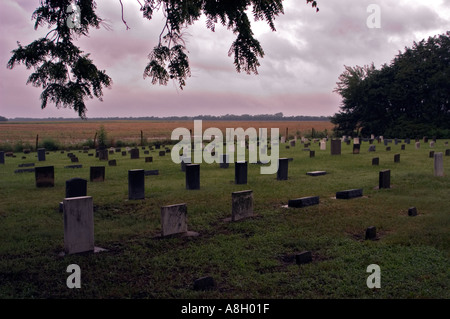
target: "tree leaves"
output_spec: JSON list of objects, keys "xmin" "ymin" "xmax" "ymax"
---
[{"xmin": 332, "ymin": 32, "xmax": 450, "ymax": 138}]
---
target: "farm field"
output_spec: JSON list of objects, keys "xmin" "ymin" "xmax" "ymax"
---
[
  {"xmin": 0, "ymin": 124, "xmax": 449, "ymax": 301},
  {"xmin": 0, "ymin": 120, "xmax": 334, "ymax": 147}
]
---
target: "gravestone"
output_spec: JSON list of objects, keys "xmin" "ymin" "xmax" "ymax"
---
[
  {"xmin": 288, "ymin": 196, "xmax": 319, "ymax": 208},
  {"xmin": 220, "ymin": 154, "xmax": 229, "ymax": 169},
  {"xmin": 379, "ymin": 169, "xmax": 391, "ymax": 189},
  {"xmin": 415, "ymin": 142, "xmax": 420, "ymax": 149},
  {"xmin": 64, "ymin": 165, "xmax": 82, "ymax": 169},
  {"xmin": 408, "ymin": 207, "xmax": 417, "ymax": 217},
  {"xmin": 235, "ymin": 161, "xmax": 248, "ymax": 185},
  {"xmin": 330, "ymin": 139, "xmax": 341, "ymax": 155},
  {"xmin": 71, "ymin": 156, "xmax": 79, "ymax": 163},
  {"xmin": 63, "ymin": 196, "xmax": 94, "ymax": 254},
  {"xmin": 289, "ymin": 140, "xmax": 295, "ymax": 147},
  {"xmin": 90, "ymin": 166, "xmax": 105, "ymax": 182},
  {"xmin": 160, "ymin": 203, "xmax": 188, "ymax": 236},
  {"xmin": 306, "ymin": 170, "xmax": 327, "ymax": 177},
  {"xmin": 401, "ymin": 144, "xmax": 405, "ymax": 150},
  {"xmin": 372, "ymin": 157, "xmax": 379, "ymax": 166},
  {"xmin": 37, "ymin": 148, "xmax": 46, "ymax": 161},
  {"xmin": 365, "ymin": 226, "xmax": 377, "ymax": 240},
  {"xmin": 353, "ymin": 144, "xmax": 360, "ymax": 154},
  {"xmin": 277, "ymin": 158, "xmax": 289, "ymax": 181},
  {"xmin": 434, "ymin": 152, "xmax": 444, "ymax": 177},
  {"xmin": 180, "ymin": 156, "xmax": 191, "ymax": 172},
  {"xmin": 231, "ymin": 190, "xmax": 253, "ymax": 221},
  {"xmin": 429, "ymin": 151, "xmax": 435, "ymax": 158},
  {"xmin": 144, "ymin": 170, "xmax": 159, "ymax": 176},
  {"xmin": 446, "ymin": 149, "xmax": 450, "ymax": 156},
  {"xmin": 145, "ymin": 156, "xmax": 153, "ymax": 163},
  {"xmin": 430, "ymin": 141, "xmax": 435, "ymax": 148},
  {"xmin": 185, "ymin": 164, "xmax": 200, "ymax": 190},
  {"xmin": 98, "ymin": 149, "xmax": 108, "ymax": 161},
  {"xmin": 108, "ymin": 159, "xmax": 117, "ymax": 166},
  {"xmin": 159, "ymin": 151, "xmax": 165, "ymax": 156},
  {"xmin": 128, "ymin": 169, "xmax": 145, "ymax": 200},
  {"xmin": 280, "ymin": 136, "xmax": 286, "ymax": 143},
  {"xmin": 394, "ymin": 154, "xmax": 400, "ymax": 163},
  {"xmin": 144, "ymin": 150, "xmax": 149, "ymax": 155},
  {"xmin": 130, "ymin": 148, "xmax": 140, "ymax": 159},
  {"xmin": 155, "ymin": 144, "xmax": 161, "ymax": 149},
  {"xmin": 295, "ymin": 251, "xmax": 312, "ymax": 265},
  {"xmin": 122, "ymin": 151, "xmax": 127, "ymax": 156},
  {"xmin": 336, "ymin": 189, "xmax": 363, "ymax": 199},
  {"xmin": 320, "ymin": 141, "xmax": 326, "ymax": 150},
  {"xmin": 193, "ymin": 276, "xmax": 216, "ymax": 291},
  {"xmin": 310, "ymin": 150, "xmax": 315, "ymax": 158},
  {"xmin": 405, "ymin": 138, "xmax": 410, "ymax": 144},
  {"xmin": 66, "ymin": 178, "xmax": 87, "ymax": 198},
  {"xmin": 15, "ymin": 168, "xmax": 35, "ymax": 173},
  {"xmin": 18, "ymin": 163, "xmax": 35, "ymax": 167},
  {"xmin": 353, "ymin": 137, "xmax": 360, "ymax": 145},
  {"xmin": 386, "ymin": 147, "xmax": 391, "ymax": 151},
  {"xmin": 0, "ymin": 151, "xmax": 4, "ymax": 164},
  {"xmin": 109, "ymin": 150, "xmax": 114, "ymax": 155},
  {"xmin": 35, "ymin": 166, "xmax": 54, "ymax": 187},
  {"xmin": 368, "ymin": 145, "xmax": 376, "ymax": 152}
]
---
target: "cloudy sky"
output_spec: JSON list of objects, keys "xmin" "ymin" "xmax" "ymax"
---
[{"xmin": 0, "ymin": 0, "xmax": 449, "ymax": 119}]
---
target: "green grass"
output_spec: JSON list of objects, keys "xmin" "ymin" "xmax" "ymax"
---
[{"xmin": 0, "ymin": 140, "xmax": 449, "ymax": 299}]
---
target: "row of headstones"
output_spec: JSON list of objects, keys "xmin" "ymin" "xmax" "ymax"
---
[{"xmin": 62, "ymin": 189, "xmax": 254, "ymax": 255}]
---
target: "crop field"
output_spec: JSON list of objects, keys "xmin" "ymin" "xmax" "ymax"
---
[
  {"xmin": 0, "ymin": 121, "xmax": 334, "ymax": 147},
  {"xmin": 0, "ymin": 122, "xmax": 449, "ymax": 301}
]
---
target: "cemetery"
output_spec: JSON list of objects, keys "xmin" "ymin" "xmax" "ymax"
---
[{"xmin": 0, "ymin": 136, "xmax": 449, "ymax": 299}]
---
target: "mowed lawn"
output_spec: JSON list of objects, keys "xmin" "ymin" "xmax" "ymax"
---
[{"xmin": 0, "ymin": 124, "xmax": 449, "ymax": 299}]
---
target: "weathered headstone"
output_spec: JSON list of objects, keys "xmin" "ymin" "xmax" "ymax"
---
[
  {"xmin": 277, "ymin": 158, "xmax": 289, "ymax": 180},
  {"xmin": 320, "ymin": 141, "xmax": 326, "ymax": 151},
  {"xmin": 289, "ymin": 140, "xmax": 295, "ymax": 147},
  {"xmin": 128, "ymin": 169, "xmax": 145, "ymax": 200},
  {"xmin": 336, "ymin": 189, "xmax": 363, "ymax": 199},
  {"xmin": 386, "ymin": 146, "xmax": 391, "ymax": 151},
  {"xmin": 160, "ymin": 203, "xmax": 188, "ymax": 236},
  {"xmin": 446, "ymin": 149, "xmax": 450, "ymax": 156},
  {"xmin": 90, "ymin": 166, "xmax": 105, "ymax": 182},
  {"xmin": 430, "ymin": 141, "xmax": 435, "ymax": 148},
  {"xmin": 330, "ymin": 139, "xmax": 341, "ymax": 155},
  {"xmin": 405, "ymin": 138, "xmax": 410, "ymax": 144},
  {"xmin": 108, "ymin": 159, "xmax": 117, "ymax": 166},
  {"xmin": 37, "ymin": 148, "xmax": 46, "ymax": 161},
  {"xmin": 434, "ymin": 152, "xmax": 444, "ymax": 177},
  {"xmin": 372, "ymin": 157, "xmax": 379, "ymax": 166},
  {"xmin": 98, "ymin": 149, "xmax": 108, "ymax": 161},
  {"xmin": 429, "ymin": 151, "xmax": 435, "ymax": 158},
  {"xmin": 70, "ymin": 156, "xmax": 79, "ymax": 163},
  {"xmin": 353, "ymin": 144, "xmax": 360, "ymax": 154},
  {"xmin": 408, "ymin": 207, "xmax": 417, "ymax": 217},
  {"xmin": 159, "ymin": 151, "xmax": 165, "ymax": 156},
  {"xmin": 394, "ymin": 154, "xmax": 400, "ymax": 163},
  {"xmin": 295, "ymin": 251, "xmax": 312, "ymax": 265},
  {"xmin": 288, "ymin": 196, "xmax": 319, "ymax": 208},
  {"xmin": 235, "ymin": 161, "xmax": 248, "ymax": 185},
  {"xmin": 379, "ymin": 169, "xmax": 391, "ymax": 189},
  {"xmin": 122, "ymin": 151, "xmax": 127, "ymax": 156},
  {"xmin": 310, "ymin": 150, "xmax": 315, "ymax": 158},
  {"xmin": 306, "ymin": 171, "xmax": 327, "ymax": 176},
  {"xmin": 35, "ymin": 166, "xmax": 54, "ymax": 187},
  {"xmin": 130, "ymin": 148, "xmax": 140, "ymax": 159},
  {"xmin": 66, "ymin": 178, "xmax": 87, "ymax": 198},
  {"xmin": 415, "ymin": 142, "xmax": 420, "ymax": 149},
  {"xmin": 220, "ymin": 154, "xmax": 229, "ymax": 168},
  {"xmin": 63, "ymin": 196, "xmax": 94, "ymax": 254},
  {"xmin": 0, "ymin": 151, "xmax": 4, "ymax": 164},
  {"xmin": 145, "ymin": 156, "xmax": 153, "ymax": 163},
  {"xmin": 401, "ymin": 144, "xmax": 405, "ymax": 150},
  {"xmin": 193, "ymin": 276, "xmax": 216, "ymax": 291},
  {"xmin": 231, "ymin": 190, "xmax": 253, "ymax": 221},
  {"xmin": 368, "ymin": 145, "xmax": 376, "ymax": 152},
  {"xmin": 365, "ymin": 226, "xmax": 377, "ymax": 240},
  {"xmin": 185, "ymin": 164, "xmax": 200, "ymax": 190}
]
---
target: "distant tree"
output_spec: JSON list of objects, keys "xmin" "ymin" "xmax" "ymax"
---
[
  {"xmin": 0, "ymin": 116, "xmax": 8, "ymax": 122},
  {"xmin": 331, "ymin": 32, "xmax": 450, "ymax": 138},
  {"xmin": 7, "ymin": 0, "xmax": 319, "ymax": 118}
]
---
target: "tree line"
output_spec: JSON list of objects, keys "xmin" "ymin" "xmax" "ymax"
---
[{"xmin": 331, "ymin": 32, "xmax": 450, "ymax": 139}]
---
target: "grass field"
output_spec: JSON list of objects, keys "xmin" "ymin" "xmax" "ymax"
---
[{"xmin": 0, "ymin": 123, "xmax": 449, "ymax": 299}]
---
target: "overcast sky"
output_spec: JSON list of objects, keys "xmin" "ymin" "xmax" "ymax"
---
[{"xmin": 0, "ymin": 0, "xmax": 449, "ymax": 119}]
